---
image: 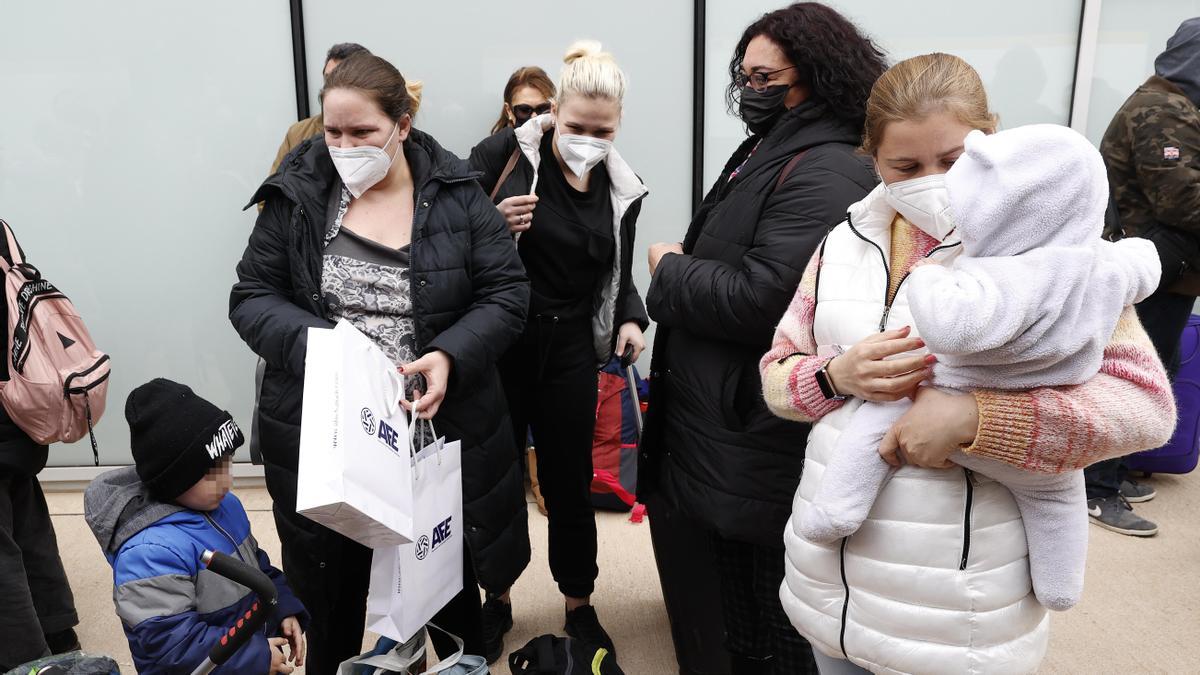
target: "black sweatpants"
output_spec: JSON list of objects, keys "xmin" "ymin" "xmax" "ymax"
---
[
  {"xmin": 0, "ymin": 474, "xmax": 78, "ymax": 671},
  {"xmin": 499, "ymin": 317, "xmax": 598, "ymax": 598},
  {"xmin": 646, "ymin": 492, "xmax": 732, "ymax": 675},
  {"xmin": 711, "ymin": 534, "xmax": 816, "ymax": 674},
  {"xmin": 262, "ymin": 456, "xmax": 483, "ymax": 675}
]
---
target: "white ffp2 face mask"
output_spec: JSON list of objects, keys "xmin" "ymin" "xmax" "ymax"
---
[
  {"xmin": 881, "ymin": 172, "xmax": 956, "ymax": 241},
  {"xmin": 556, "ymin": 133, "xmax": 612, "ymax": 178},
  {"xmin": 328, "ymin": 123, "xmax": 401, "ymax": 198}
]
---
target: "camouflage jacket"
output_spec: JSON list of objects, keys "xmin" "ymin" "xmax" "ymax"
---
[{"xmin": 1101, "ymin": 75, "xmax": 1200, "ymax": 237}]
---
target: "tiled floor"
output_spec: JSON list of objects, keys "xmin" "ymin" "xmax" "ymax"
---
[{"xmin": 45, "ymin": 470, "xmax": 1200, "ymax": 674}]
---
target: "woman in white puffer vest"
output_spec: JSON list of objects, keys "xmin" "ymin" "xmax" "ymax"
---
[{"xmin": 759, "ymin": 53, "xmax": 1176, "ymax": 675}]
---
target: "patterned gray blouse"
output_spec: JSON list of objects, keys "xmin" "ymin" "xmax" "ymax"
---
[{"xmin": 322, "ymin": 186, "xmax": 421, "ymax": 397}]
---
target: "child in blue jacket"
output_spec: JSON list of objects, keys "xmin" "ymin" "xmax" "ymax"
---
[{"xmin": 85, "ymin": 379, "xmax": 309, "ymax": 674}]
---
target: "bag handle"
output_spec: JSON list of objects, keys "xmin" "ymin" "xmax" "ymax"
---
[
  {"xmin": 489, "ymin": 148, "xmax": 523, "ymax": 201},
  {"xmin": 354, "ymin": 624, "xmax": 464, "ymax": 675},
  {"xmin": 404, "ymin": 382, "xmax": 439, "ymax": 454},
  {"xmin": 385, "ymin": 367, "xmax": 406, "ymax": 417},
  {"xmin": 418, "ymin": 623, "xmax": 466, "ymax": 674}
]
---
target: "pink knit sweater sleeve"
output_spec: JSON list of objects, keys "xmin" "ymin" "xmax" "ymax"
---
[
  {"xmin": 964, "ymin": 306, "xmax": 1177, "ymax": 473},
  {"xmin": 759, "ymin": 248, "xmax": 846, "ymax": 422}
]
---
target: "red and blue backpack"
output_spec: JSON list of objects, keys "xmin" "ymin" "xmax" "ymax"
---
[{"xmin": 591, "ymin": 357, "xmax": 647, "ymax": 513}]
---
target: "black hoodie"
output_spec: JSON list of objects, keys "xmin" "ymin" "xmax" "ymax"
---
[{"xmin": 1156, "ymin": 17, "xmax": 1200, "ymax": 107}]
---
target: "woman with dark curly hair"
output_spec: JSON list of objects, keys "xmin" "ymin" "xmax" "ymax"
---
[{"xmin": 640, "ymin": 3, "xmax": 885, "ymax": 673}]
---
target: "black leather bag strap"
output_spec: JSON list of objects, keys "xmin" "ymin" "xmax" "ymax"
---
[{"xmin": 773, "ymin": 149, "xmax": 810, "ymax": 193}]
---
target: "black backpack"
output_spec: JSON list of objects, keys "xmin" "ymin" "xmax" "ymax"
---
[{"xmin": 508, "ymin": 635, "xmax": 624, "ymax": 675}]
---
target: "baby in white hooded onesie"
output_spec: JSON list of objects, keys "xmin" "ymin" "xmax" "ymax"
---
[{"xmin": 800, "ymin": 124, "xmax": 1161, "ymax": 611}]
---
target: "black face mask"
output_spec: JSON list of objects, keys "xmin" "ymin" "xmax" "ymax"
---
[{"xmin": 739, "ymin": 84, "xmax": 791, "ymax": 136}]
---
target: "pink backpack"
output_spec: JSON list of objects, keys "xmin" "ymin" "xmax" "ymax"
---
[{"xmin": 0, "ymin": 220, "xmax": 109, "ymax": 464}]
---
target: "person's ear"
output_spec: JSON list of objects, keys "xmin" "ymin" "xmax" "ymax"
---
[
  {"xmin": 504, "ymin": 102, "xmax": 515, "ymax": 125},
  {"xmin": 397, "ymin": 115, "xmax": 413, "ymax": 142}
]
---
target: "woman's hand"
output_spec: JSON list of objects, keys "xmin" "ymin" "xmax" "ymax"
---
[
  {"xmin": 280, "ymin": 616, "xmax": 305, "ymax": 667},
  {"xmin": 615, "ymin": 321, "xmax": 646, "ymax": 362},
  {"xmin": 649, "ymin": 242, "xmax": 684, "ymax": 276},
  {"xmin": 824, "ymin": 327, "xmax": 933, "ymax": 402},
  {"xmin": 400, "ymin": 350, "xmax": 453, "ymax": 419},
  {"xmin": 879, "ymin": 386, "xmax": 979, "ymax": 469},
  {"xmin": 497, "ymin": 195, "xmax": 538, "ymax": 234}
]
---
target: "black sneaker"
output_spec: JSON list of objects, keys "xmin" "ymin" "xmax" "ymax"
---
[
  {"xmin": 481, "ymin": 594, "xmax": 513, "ymax": 664},
  {"xmin": 564, "ymin": 605, "xmax": 616, "ymax": 658},
  {"xmin": 1088, "ymin": 495, "xmax": 1158, "ymax": 536},
  {"xmin": 1120, "ymin": 478, "xmax": 1157, "ymax": 503}
]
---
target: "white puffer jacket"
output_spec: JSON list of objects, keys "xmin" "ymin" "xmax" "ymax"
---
[{"xmin": 780, "ymin": 184, "xmax": 1049, "ymax": 675}]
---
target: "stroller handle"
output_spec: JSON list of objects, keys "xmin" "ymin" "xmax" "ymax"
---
[{"xmin": 190, "ymin": 550, "xmax": 279, "ymax": 674}]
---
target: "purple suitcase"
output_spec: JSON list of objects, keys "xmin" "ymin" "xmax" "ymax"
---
[{"xmin": 1126, "ymin": 314, "xmax": 1200, "ymax": 475}]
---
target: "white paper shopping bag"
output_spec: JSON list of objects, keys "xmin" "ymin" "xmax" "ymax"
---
[
  {"xmin": 296, "ymin": 320, "xmax": 415, "ymax": 548},
  {"xmin": 367, "ymin": 418, "xmax": 464, "ymax": 643}
]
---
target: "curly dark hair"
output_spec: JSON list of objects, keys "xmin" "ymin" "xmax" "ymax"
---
[
  {"xmin": 325, "ymin": 42, "xmax": 369, "ymax": 66},
  {"xmin": 726, "ymin": 2, "xmax": 887, "ymax": 133}
]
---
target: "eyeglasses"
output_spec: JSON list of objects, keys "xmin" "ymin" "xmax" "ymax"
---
[
  {"xmin": 734, "ymin": 65, "xmax": 798, "ymax": 92},
  {"xmin": 511, "ymin": 103, "xmax": 553, "ymax": 119}
]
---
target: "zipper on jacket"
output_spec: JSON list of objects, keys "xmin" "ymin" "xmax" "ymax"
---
[
  {"xmin": 411, "ymin": 192, "xmax": 426, "ymax": 354},
  {"xmin": 884, "ymin": 239, "xmax": 964, "ymax": 320},
  {"xmin": 845, "ymin": 214, "xmax": 890, "ymax": 332},
  {"xmin": 295, "ymin": 205, "xmax": 328, "ymax": 319},
  {"xmin": 204, "ymin": 513, "xmax": 244, "ymax": 563},
  {"xmin": 846, "ymin": 214, "xmax": 964, "ymax": 332},
  {"xmin": 838, "ymin": 537, "xmax": 851, "ymax": 657},
  {"xmin": 960, "ymin": 468, "xmax": 975, "ymax": 571}
]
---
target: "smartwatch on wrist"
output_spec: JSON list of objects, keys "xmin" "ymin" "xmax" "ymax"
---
[{"xmin": 815, "ymin": 358, "xmax": 847, "ymax": 401}]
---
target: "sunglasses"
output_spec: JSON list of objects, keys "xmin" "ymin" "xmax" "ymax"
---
[{"xmin": 511, "ymin": 102, "xmax": 553, "ymax": 120}]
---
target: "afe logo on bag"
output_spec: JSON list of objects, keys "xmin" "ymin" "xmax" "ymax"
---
[
  {"xmin": 415, "ymin": 516, "xmax": 453, "ymax": 560},
  {"xmin": 361, "ymin": 407, "xmax": 403, "ymax": 454}
]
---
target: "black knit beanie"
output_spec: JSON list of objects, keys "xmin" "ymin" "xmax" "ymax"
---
[{"xmin": 126, "ymin": 378, "xmax": 244, "ymax": 501}]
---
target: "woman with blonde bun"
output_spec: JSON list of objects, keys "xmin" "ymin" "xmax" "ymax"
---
[{"xmin": 469, "ymin": 40, "xmax": 648, "ymax": 664}]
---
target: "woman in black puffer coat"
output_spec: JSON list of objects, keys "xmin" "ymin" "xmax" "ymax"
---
[
  {"xmin": 229, "ymin": 52, "xmax": 530, "ymax": 674},
  {"xmin": 640, "ymin": 5, "xmax": 886, "ymax": 674}
]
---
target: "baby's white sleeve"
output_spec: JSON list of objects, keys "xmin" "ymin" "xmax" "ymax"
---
[{"xmin": 907, "ymin": 261, "xmax": 1034, "ymax": 356}]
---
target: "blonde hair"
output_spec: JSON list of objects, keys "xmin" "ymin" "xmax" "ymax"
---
[
  {"xmin": 558, "ymin": 40, "xmax": 626, "ymax": 105},
  {"xmin": 406, "ymin": 80, "xmax": 423, "ymax": 116},
  {"xmin": 862, "ymin": 53, "xmax": 998, "ymax": 155}
]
